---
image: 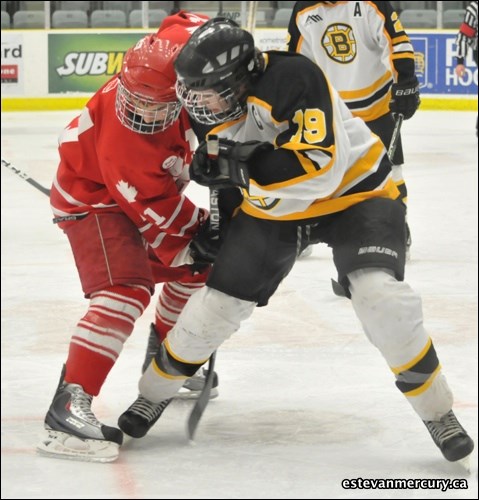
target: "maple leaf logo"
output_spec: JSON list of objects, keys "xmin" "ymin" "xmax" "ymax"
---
[{"xmin": 116, "ymin": 180, "xmax": 138, "ymax": 202}]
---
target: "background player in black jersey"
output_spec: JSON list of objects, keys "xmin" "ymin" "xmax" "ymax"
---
[
  {"xmin": 118, "ymin": 17, "xmax": 474, "ymax": 466},
  {"xmin": 287, "ymin": 1, "xmax": 420, "ymax": 259}
]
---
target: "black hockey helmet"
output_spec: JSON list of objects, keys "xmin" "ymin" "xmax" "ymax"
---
[{"xmin": 174, "ymin": 17, "xmax": 260, "ymax": 124}]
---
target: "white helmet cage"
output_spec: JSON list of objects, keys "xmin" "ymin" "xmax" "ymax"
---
[{"xmin": 116, "ymin": 79, "xmax": 182, "ymax": 134}]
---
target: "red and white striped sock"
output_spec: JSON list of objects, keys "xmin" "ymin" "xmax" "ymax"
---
[{"xmin": 64, "ymin": 284, "xmax": 151, "ymax": 395}]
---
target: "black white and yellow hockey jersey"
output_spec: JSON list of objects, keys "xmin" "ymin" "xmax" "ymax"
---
[
  {"xmin": 208, "ymin": 51, "xmax": 399, "ymax": 221},
  {"xmin": 287, "ymin": 1, "xmax": 416, "ymax": 122}
]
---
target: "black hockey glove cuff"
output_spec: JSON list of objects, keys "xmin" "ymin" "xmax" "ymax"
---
[
  {"xmin": 189, "ymin": 219, "xmax": 221, "ymax": 265},
  {"xmin": 390, "ymin": 77, "xmax": 421, "ymax": 120},
  {"xmin": 189, "ymin": 139, "xmax": 273, "ymax": 190}
]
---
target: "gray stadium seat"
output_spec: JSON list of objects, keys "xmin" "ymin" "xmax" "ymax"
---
[
  {"xmin": 179, "ymin": 2, "xmax": 219, "ymax": 13},
  {"xmin": 90, "ymin": 9, "xmax": 127, "ymax": 28},
  {"xmin": 103, "ymin": 1, "xmax": 132, "ymax": 15},
  {"xmin": 271, "ymin": 8, "xmax": 292, "ymax": 28},
  {"xmin": 443, "ymin": 1, "xmax": 467, "ymax": 9},
  {"xmin": 398, "ymin": 1, "xmax": 430, "ymax": 10},
  {"xmin": 19, "ymin": 1, "xmax": 45, "ymax": 10},
  {"xmin": 253, "ymin": 10, "xmax": 269, "ymax": 27},
  {"xmin": 13, "ymin": 10, "xmax": 45, "ymax": 28},
  {"xmin": 399, "ymin": 9, "xmax": 437, "ymax": 29},
  {"xmin": 129, "ymin": 8, "xmax": 168, "ymax": 28},
  {"xmin": 443, "ymin": 9, "xmax": 465, "ymax": 29},
  {"xmin": 58, "ymin": 1, "xmax": 91, "ymax": 12},
  {"xmin": 148, "ymin": 2, "xmax": 173, "ymax": 14},
  {"xmin": 52, "ymin": 10, "xmax": 88, "ymax": 28},
  {"xmin": 1, "ymin": 10, "xmax": 10, "ymax": 29}
]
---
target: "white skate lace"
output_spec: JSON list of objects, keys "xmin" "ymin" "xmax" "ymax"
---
[
  {"xmin": 69, "ymin": 385, "xmax": 102, "ymax": 426},
  {"xmin": 128, "ymin": 395, "xmax": 170, "ymax": 422},
  {"xmin": 425, "ymin": 410, "xmax": 464, "ymax": 444}
]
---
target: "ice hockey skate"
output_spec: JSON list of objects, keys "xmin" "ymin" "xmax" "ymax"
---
[
  {"xmin": 118, "ymin": 395, "xmax": 172, "ymax": 438},
  {"xmin": 143, "ymin": 324, "xmax": 219, "ymax": 400},
  {"xmin": 423, "ymin": 409, "xmax": 474, "ymax": 466},
  {"xmin": 37, "ymin": 368, "xmax": 123, "ymax": 463}
]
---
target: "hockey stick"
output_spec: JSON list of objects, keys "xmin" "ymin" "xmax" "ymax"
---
[
  {"xmin": 1, "ymin": 158, "xmax": 86, "ymax": 223},
  {"xmin": 187, "ymin": 351, "xmax": 217, "ymax": 441},
  {"xmin": 387, "ymin": 113, "xmax": 404, "ymax": 164},
  {"xmin": 186, "ymin": 134, "xmax": 220, "ymax": 440},
  {"xmin": 2, "ymin": 158, "xmax": 51, "ymax": 196},
  {"xmin": 330, "ymin": 113, "xmax": 405, "ymax": 297},
  {"xmin": 246, "ymin": 1, "xmax": 258, "ymax": 34}
]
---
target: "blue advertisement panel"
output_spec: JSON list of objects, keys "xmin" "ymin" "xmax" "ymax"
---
[{"xmin": 410, "ymin": 32, "xmax": 477, "ymax": 95}]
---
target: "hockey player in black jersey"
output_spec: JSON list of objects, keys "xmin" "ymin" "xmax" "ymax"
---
[
  {"xmin": 118, "ymin": 17, "xmax": 474, "ymax": 465},
  {"xmin": 287, "ymin": 1, "xmax": 420, "ymax": 259}
]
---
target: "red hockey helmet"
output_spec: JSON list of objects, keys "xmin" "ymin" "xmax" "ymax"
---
[{"xmin": 116, "ymin": 33, "xmax": 184, "ymax": 134}]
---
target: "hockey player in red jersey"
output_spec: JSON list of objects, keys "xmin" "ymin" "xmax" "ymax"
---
[
  {"xmin": 36, "ymin": 11, "xmax": 216, "ymax": 462},
  {"xmin": 118, "ymin": 18, "xmax": 474, "ymax": 466}
]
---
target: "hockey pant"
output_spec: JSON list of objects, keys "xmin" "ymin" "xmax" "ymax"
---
[{"xmin": 348, "ymin": 267, "xmax": 453, "ymax": 421}]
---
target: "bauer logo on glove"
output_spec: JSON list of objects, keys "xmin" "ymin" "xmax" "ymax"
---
[{"xmin": 390, "ymin": 76, "xmax": 421, "ymax": 120}]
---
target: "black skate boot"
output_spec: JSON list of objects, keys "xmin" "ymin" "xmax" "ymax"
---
[
  {"xmin": 118, "ymin": 395, "xmax": 172, "ymax": 438},
  {"xmin": 37, "ymin": 366, "xmax": 123, "ymax": 462},
  {"xmin": 423, "ymin": 410, "xmax": 474, "ymax": 462},
  {"xmin": 143, "ymin": 324, "xmax": 219, "ymax": 400}
]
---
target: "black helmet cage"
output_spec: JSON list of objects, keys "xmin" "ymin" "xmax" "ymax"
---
[{"xmin": 174, "ymin": 17, "xmax": 259, "ymax": 124}]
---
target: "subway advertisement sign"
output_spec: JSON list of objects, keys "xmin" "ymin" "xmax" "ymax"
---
[
  {"xmin": 48, "ymin": 31, "xmax": 478, "ymax": 96},
  {"xmin": 48, "ymin": 33, "xmax": 144, "ymax": 93}
]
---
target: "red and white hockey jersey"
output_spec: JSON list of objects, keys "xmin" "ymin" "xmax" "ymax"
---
[{"xmin": 50, "ymin": 76, "xmax": 202, "ymax": 267}]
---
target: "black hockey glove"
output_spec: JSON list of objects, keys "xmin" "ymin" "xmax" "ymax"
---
[
  {"xmin": 189, "ymin": 219, "xmax": 221, "ymax": 265},
  {"xmin": 189, "ymin": 139, "xmax": 273, "ymax": 190},
  {"xmin": 390, "ymin": 76, "xmax": 421, "ymax": 120}
]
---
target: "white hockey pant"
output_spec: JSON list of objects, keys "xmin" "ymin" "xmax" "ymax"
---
[
  {"xmin": 140, "ymin": 287, "xmax": 256, "ymax": 403},
  {"xmin": 348, "ymin": 268, "xmax": 453, "ymax": 421}
]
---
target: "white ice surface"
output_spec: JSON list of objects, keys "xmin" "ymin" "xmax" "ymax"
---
[{"xmin": 1, "ymin": 110, "xmax": 478, "ymax": 499}]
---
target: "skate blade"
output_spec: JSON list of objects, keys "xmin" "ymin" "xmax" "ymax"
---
[
  {"xmin": 456, "ymin": 454, "xmax": 471, "ymax": 473},
  {"xmin": 174, "ymin": 387, "xmax": 219, "ymax": 401},
  {"xmin": 37, "ymin": 428, "xmax": 120, "ymax": 463}
]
